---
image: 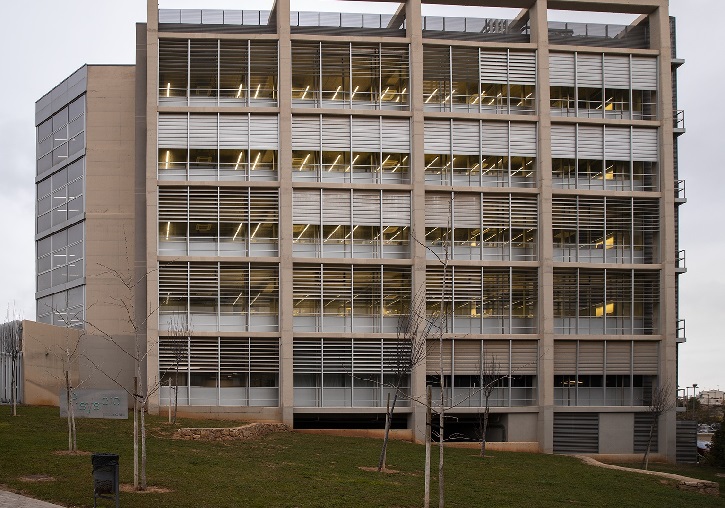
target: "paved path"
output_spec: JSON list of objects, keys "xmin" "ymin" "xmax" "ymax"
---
[{"xmin": 0, "ymin": 490, "xmax": 64, "ymax": 508}]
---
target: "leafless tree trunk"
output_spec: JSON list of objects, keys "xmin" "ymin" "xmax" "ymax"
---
[
  {"xmin": 424, "ymin": 385, "xmax": 431, "ymax": 508},
  {"xmin": 478, "ymin": 355, "xmax": 501, "ymax": 458},
  {"xmin": 642, "ymin": 382, "xmax": 674, "ymax": 470},
  {"xmin": 438, "ymin": 199, "xmax": 452, "ymax": 508},
  {"xmin": 377, "ymin": 291, "xmax": 429, "ymax": 472}
]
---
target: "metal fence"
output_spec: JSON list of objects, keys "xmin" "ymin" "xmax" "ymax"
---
[{"xmin": 0, "ymin": 351, "xmax": 22, "ymax": 404}]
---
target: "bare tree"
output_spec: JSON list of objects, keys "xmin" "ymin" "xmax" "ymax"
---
[
  {"xmin": 0, "ymin": 312, "xmax": 22, "ymax": 417},
  {"xmin": 477, "ymin": 353, "xmax": 501, "ymax": 458},
  {"xmin": 377, "ymin": 290, "xmax": 432, "ymax": 472},
  {"xmin": 79, "ymin": 246, "xmax": 162, "ymax": 491},
  {"xmin": 642, "ymin": 382, "xmax": 675, "ymax": 470},
  {"xmin": 166, "ymin": 313, "xmax": 190, "ymax": 425}
]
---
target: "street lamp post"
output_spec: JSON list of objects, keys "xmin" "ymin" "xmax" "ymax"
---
[{"xmin": 692, "ymin": 383, "xmax": 698, "ymax": 421}]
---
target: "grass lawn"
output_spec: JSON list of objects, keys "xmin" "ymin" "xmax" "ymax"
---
[{"xmin": 1, "ymin": 406, "xmax": 724, "ymax": 508}]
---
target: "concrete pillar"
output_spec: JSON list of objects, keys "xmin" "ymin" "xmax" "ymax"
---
[
  {"xmin": 530, "ymin": 0, "xmax": 554, "ymax": 454},
  {"xmin": 648, "ymin": 2, "xmax": 677, "ymax": 464},
  {"xmin": 275, "ymin": 0, "xmax": 295, "ymax": 428},
  {"xmin": 407, "ymin": 0, "xmax": 427, "ymax": 444}
]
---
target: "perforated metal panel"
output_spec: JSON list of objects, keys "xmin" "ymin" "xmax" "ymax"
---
[{"xmin": 549, "ymin": 52, "xmax": 575, "ymax": 87}]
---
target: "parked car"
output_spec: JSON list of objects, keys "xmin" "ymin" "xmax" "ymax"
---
[{"xmin": 697, "ymin": 440, "xmax": 711, "ymax": 458}]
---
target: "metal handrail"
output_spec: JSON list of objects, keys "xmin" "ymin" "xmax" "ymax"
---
[
  {"xmin": 675, "ymin": 179, "xmax": 686, "ymax": 200},
  {"xmin": 674, "ymin": 109, "xmax": 685, "ymax": 129}
]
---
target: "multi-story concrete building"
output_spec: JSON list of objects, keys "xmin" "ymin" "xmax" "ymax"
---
[{"xmin": 34, "ymin": 0, "xmax": 686, "ymax": 459}]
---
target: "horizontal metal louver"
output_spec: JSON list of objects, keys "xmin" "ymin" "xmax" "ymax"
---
[
  {"xmin": 294, "ymin": 339, "xmax": 322, "ymax": 373},
  {"xmin": 603, "ymin": 55, "xmax": 630, "ymax": 88},
  {"xmin": 381, "ymin": 119, "xmax": 410, "ymax": 152},
  {"xmin": 551, "ymin": 124, "xmax": 576, "ymax": 158},
  {"xmin": 323, "ymin": 339, "xmax": 353, "ymax": 372},
  {"xmin": 483, "ymin": 341, "xmax": 510, "ymax": 370},
  {"xmin": 604, "ymin": 126, "xmax": 631, "ymax": 161},
  {"xmin": 633, "ymin": 341, "xmax": 658, "ymax": 375},
  {"xmin": 158, "ymin": 187, "xmax": 188, "ymax": 220},
  {"xmin": 219, "ymin": 337, "xmax": 249, "ymax": 374},
  {"xmin": 453, "ymin": 340, "xmax": 481, "ymax": 375},
  {"xmin": 451, "ymin": 121, "xmax": 481, "ymax": 155},
  {"xmin": 509, "ymin": 123, "xmax": 537, "ymax": 157},
  {"xmin": 631, "ymin": 56, "xmax": 658, "ymax": 90},
  {"xmin": 481, "ymin": 122, "xmax": 508, "ymax": 154},
  {"xmin": 189, "ymin": 114, "xmax": 218, "ymax": 148},
  {"xmin": 424, "ymin": 120, "xmax": 451, "ymax": 153},
  {"xmin": 631, "ymin": 128, "xmax": 658, "ymax": 161},
  {"xmin": 355, "ymin": 339, "xmax": 382, "ymax": 374},
  {"xmin": 189, "ymin": 188, "xmax": 219, "ymax": 220},
  {"xmin": 453, "ymin": 193, "xmax": 481, "ymax": 228},
  {"xmin": 322, "ymin": 190, "xmax": 351, "ymax": 223},
  {"xmin": 352, "ymin": 191, "xmax": 380, "ymax": 226},
  {"xmin": 554, "ymin": 341, "xmax": 577, "ymax": 374},
  {"xmin": 479, "ymin": 50, "xmax": 508, "ymax": 84},
  {"xmin": 291, "ymin": 116, "xmax": 321, "ymax": 150},
  {"xmin": 351, "ymin": 117, "xmax": 380, "ymax": 152},
  {"xmin": 511, "ymin": 340, "xmax": 538, "ymax": 375},
  {"xmin": 511, "ymin": 196, "xmax": 538, "ymax": 227},
  {"xmin": 249, "ymin": 190, "xmax": 279, "ymax": 223},
  {"xmin": 482, "ymin": 195, "xmax": 509, "ymax": 228},
  {"xmin": 577, "ymin": 125, "xmax": 604, "ymax": 158},
  {"xmin": 508, "ymin": 52, "xmax": 536, "ymax": 85},
  {"xmin": 321, "ymin": 116, "xmax": 351, "ymax": 151},
  {"xmin": 158, "ymin": 114, "xmax": 188, "ymax": 148},
  {"xmin": 293, "ymin": 189, "xmax": 321, "ymax": 224},
  {"xmin": 249, "ymin": 116, "xmax": 279, "ymax": 149},
  {"xmin": 425, "ymin": 193, "xmax": 452, "ymax": 227},
  {"xmin": 381, "ymin": 192, "xmax": 411, "ymax": 225},
  {"xmin": 426, "ymin": 340, "xmax": 452, "ymax": 375},
  {"xmin": 549, "ymin": 53, "xmax": 575, "ymax": 87},
  {"xmin": 553, "ymin": 412, "xmax": 599, "ymax": 453},
  {"xmin": 189, "ymin": 337, "xmax": 218, "ymax": 372},
  {"xmin": 576, "ymin": 53, "xmax": 603, "ymax": 88},
  {"xmin": 578, "ymin": 341, "xmax": 604, "ymax": 374},
  {"xmin": 219, "ymin": 115, "xmax": 249, "ymax": 148},
  {"xmin": 382, "ymin": 340, "xmax": 411, "ymax": 373},
  {"xmin": 605, "ymin": 341, "xmax": 631, "ymax": 375},
  {"xmin": 634, "ymin": 413, "xmax": 658, "ymax": 453},
  {"xmin": 249, "ymin": 338, "xmax": 280, "ymax": 372}
]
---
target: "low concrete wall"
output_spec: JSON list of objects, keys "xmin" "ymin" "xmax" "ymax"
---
[
  {"xmin": 176, "ymin": 423, "xmax": 289, "ymax": 441},
  {"xmin": 297, "ymin": 428, "xmax": 414, "ymax": 441},
  {"xmin": 577, "ymin": 456, "xmax": 720, "ymax": 496}
]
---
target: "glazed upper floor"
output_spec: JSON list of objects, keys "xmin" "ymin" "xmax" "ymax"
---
[{"xmin": 153, "ymin": 0, "xmax": 675, "ymax": 117}]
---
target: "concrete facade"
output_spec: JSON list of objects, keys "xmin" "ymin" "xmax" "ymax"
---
[{"xmin": 33, "ymin": 0, "xmax": 684, "ymax": 461}]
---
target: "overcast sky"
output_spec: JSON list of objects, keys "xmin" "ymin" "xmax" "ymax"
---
[{"xmin": 0, "ymin": 1, "xmax": 720, "ymax": 394}]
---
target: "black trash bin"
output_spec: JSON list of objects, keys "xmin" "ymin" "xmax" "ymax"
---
[{"xmin": 92, "ymin": 453, "xmax": 119, "ymax": 508}]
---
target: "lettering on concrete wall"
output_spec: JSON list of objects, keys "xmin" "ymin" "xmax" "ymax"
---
[{"xmin": 59, "ymin": 389, "xmax": 128, "ymax": 419}]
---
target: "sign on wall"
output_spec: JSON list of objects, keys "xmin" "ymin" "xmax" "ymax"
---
[{"xmin": 59, "ymin": 389, "xmax": 128, "ymax": 419}]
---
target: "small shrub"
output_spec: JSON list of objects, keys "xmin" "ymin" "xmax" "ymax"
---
[{"xmin": 707, "ymin": 411, "xmax": 725, "ymax": 467}]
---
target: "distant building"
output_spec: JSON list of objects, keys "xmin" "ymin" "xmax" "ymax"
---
[
  {"xmin": 32, "ymin": 0, "xmax": 686, "ymax": 461},
  {"xmin": 699, "ymin": 390, "xmax": 724, "ymax": 406}
]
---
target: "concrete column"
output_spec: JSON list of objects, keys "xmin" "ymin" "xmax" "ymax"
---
[
  {"xmin": 275, "ymin": 0, "xmax": 295, "ymax": 428},
  {"xmin": 648, "ymin": 2, "xmax": 677, "ymax": 464},
  {"xmin": 407, "ymin": 0, "xmax": 427, "ymax": 443},
  {"xmin": 145, "ymin": 0, "xmax": 161, "ymax": 413},
  {"xmin": 530, "ymin": 0, "xmax": 554, "ymax": 454}
]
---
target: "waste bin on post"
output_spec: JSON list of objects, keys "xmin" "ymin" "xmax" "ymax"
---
[{"xmin": 92, "ymin": 453, "xmax": 119, "ymax": 508}]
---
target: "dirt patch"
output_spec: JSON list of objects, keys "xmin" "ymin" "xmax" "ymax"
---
[
  {"xmin": 120, "ymin": 484, "xmax": 173, "ymax": 493},
  {"xmin": 358, "ymin": 466, "xmax": 399, "ymax": 474},
  {"xmin": 19, "ymin": 474, "xmax": 55, "ymax": 483},
  {"xmin": 53, "ymin": 450, "xmax": 92, "ymax": 456}
]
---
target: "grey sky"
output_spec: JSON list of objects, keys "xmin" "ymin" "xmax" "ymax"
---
[{"xmin": 0, "ymin": 0, "xmax": 720, "ymax": 393}]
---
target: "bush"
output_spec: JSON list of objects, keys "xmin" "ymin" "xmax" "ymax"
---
[{"xmin": 708, "ymin": 412, "xmax": 725, "ymax": 467}]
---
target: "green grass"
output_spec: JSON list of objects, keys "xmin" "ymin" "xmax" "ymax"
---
[{"xmin": 1, "ymin": 406, "xmax": 725, "ymax": 508}]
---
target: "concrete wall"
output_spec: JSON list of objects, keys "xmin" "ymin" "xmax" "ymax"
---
[
  {"xmin": 21, "ymin": 321, "xmax": 138, "ymax": 407},
  {"xmin": 21, "ymin": 320, "xmax": 81, "ymax": 406},
  {"xmin": 599, "ymin": 413, "xmax": 635, "ymax": 454},
  {"xmin": 84, "ymin": 65, "xmax": 140, "ymax": 338}
]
